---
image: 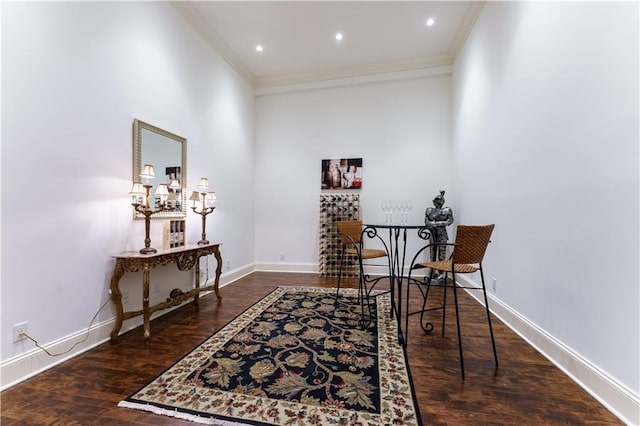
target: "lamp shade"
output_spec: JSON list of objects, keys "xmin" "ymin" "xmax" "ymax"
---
[
  {"xmin": 205, "ymin": 192, "xmax": 217, "ymax": 207},
  {"xmin": 198, "ymin": 177, "xmax": 209, "ymax": 191},
  {"xmin": 189, "ymin": 190, "xmax": 200, "ymax": 207},
  {"xmin": 155, "ymin": 184, "xmax": 169, "ymax": 196},
  {"xmin": 169, "ymin": 178, "xmax": 181, "ymax": 190},
  {"xmin": 129, "ymin": 182, "xmax": 145, "ymax": 195},
  {"xmin": 140, "ymin": 164, "xmax": 156, "ymax": 180},
  {"xmin": 129, "ymin": 182, "xmax": 145, "ymax": 205}
]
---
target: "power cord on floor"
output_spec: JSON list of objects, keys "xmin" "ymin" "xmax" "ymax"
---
[
  {"xmin": 19, "ymin": 297, "xmax": 111, "ymax": 357},
  {"xmin": 22, "ymin": 257, "xmax": 212, "ymax": 355}
]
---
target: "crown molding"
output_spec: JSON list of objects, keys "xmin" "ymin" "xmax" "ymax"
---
[
  {"xmin": 254, "ymin": 64, "xmax": 453, "ymax": 97},
  {"xmin": 171, "ymin": 1, "xmax": 255, "ymax": 85},
  {"xmin": 174, "ymin": 1, "xmax": 484, "ymax": 93},
  {"xmin": 449, "ymin": 0, "xmax": 486, "ymax": 60},
  {"xmin": 254, "ymin": 55, "xmax": 453, "ymax": 90},
  {"xmin": 254, "ymin": 53, "xmax": 452, "ymax": 92}
]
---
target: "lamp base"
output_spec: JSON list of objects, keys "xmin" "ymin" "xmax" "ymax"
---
[
  {"xmin": 197, "ymin": 239, "xmax": 210, "ymax": 245},
  {"xmin": 140, "ymin": 246, "xmax": 158, "ymax": 254}
]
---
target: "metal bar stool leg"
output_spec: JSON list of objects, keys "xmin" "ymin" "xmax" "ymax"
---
[
  {"xmin": 479, "ymin": 266, "xmax": 499, "ymax": 369},
  {"xmin": 441, "ymin": 271, "xmax": 448, "ymax": 338},
  {"xmin": 336, "ymin": 247, "xmax": 345, "ymax": 301},
  {"xmin": 405, "ymin": 270, "xmax": 411, "ymax": 344},
  {"xmin": 358, "ymin": 256, "xmax": 374, "ymax": 328},
  {"xmin": 451, "ymin": 269, "xmax": 465, "ymax": 380},
  {"xmin": 419, "ymin": 269, "xmax": 436, "ymax": 334}
]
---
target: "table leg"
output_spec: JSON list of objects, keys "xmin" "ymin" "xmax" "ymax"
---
[
  {"xmin": 212, "ymin": 246, "xmax": 222, "ymax": 301},
  {"xmin": 142, "ymin": 266, "xmax": 150, "ymax": 342},
  {"xmin": 109, "ymin": 261, "xmax": 125, "ymax": 344},
  {"xmin": 194, "ymin": 258, "xmax": 201, "ymax": 307},
  {"xmin": 399, "ymin": 228, "xmax": 409, "ymax": 346},
  {"xmin": 390, "ymin": 227, "xmax": 410, "ymax": 346},
  {"xmin": 387, "ymin": 228, "xmax": 396, "ymax": 320},
  {"xmin": 393, "ymin": 228, "xmax": 405, "ymax": 345}
]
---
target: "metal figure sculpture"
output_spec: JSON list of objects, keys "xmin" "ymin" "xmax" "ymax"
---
[{"xmin": 424, "ymin": 190, "xmax": 454, "ymax": 266}]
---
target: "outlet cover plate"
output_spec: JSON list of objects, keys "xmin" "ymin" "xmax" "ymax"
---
[{"xmin": 13, "ymin": 321, "xmax": 28, "ymax": 342}]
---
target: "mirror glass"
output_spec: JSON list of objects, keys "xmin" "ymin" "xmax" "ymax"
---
[{"xmin": 133, "ymin": 119, "xmax": 187, "ymax": 219}]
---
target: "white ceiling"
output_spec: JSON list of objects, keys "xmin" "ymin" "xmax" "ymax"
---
[{"xmin": 175, "ymin": 1, "xmax": 484, "ymax": 89}]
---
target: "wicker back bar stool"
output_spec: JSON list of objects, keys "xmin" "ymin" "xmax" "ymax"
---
[
  {"xmin": 335, "ymin": 221, "xmax": 388, "ymax": 325},
  {"xmin": 408, "ymin": 224, "xmax": 497, "ymax": 379}
]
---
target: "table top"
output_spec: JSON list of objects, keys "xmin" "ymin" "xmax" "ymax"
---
[
  {"xmin": 363, "ymin": 223, "xmax": 428, "ymax": 230},
  {"xmin": 114, "ymin": 242, "xmax": 222, "ymax": 259}
]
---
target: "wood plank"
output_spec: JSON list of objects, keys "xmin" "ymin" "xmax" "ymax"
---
[{"xmin": 0, "ymin": 272, "xmax": 622, "ymax": 425}]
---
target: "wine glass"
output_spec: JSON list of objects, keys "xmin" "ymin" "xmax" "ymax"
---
[
  {"xmin": 389, "ymin": 200, "xmax": 397, "ymax": 224},
  {"xmin": 400, "ymin": 199, "xmax": 408, "ymax": 224},
  {"xmin": 388, "ymin": 200, "xmax": 395, "ymax": 223},
  {"xmin": 381, "ymin": 200, "xmax": 389, "ymax": 223}
]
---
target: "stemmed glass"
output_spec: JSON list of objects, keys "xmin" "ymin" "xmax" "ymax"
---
[
  {"xmin": 397, "ymin": 199, "xmax": 413, "ymax": 224},
  {"xmin": 389, "ymin": 200, "xmax": 397, "ymax": 223},
  {"xmin": 381, "ymin": 200, "xmax": 394, "ymax": 223},
  {"xmin": 381, "ymin": 199, "xmax": 414, "ymax": 224}
]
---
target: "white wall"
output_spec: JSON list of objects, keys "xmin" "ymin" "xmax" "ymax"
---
[
  {"xmin": 1, "ymin": 1, "xmax": 254, "ymax": 373},
  {"xmin": 452, "ymin": 0, "xmax": 638, "ymax": 404},
  {"xmin": 254, "ymin": 73, "xmax": 452, "ymax": 269},
  {"xmin": 2, "ymin": 1, "xmax": 638, "ymax": 421}
]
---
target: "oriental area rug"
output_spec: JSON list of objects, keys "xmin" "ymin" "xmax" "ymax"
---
[{"xmin": 119, "ymin": 287, "xmax": 421, "ymax": 425}]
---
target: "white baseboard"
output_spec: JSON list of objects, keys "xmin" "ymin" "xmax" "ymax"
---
[
  {"xmin": 456, "ymin": 275, "xmax": 640, "ymax": 426},
  {"xmin": 1, "ymin": 316, "xmax": 118, "ymax": 391},
  {"xmin": 255, "ymin": 263, "xmax": 639, "ymax": 424},
  {"xmin": 0, "ymin": 270, "xmax": 243, "ymax": 392},
  {"xmin": 218, "ymin": 263, "xmax": 255, "ymax": 283},
  {"xmin": 253, "ymin": 262, "xmax": 423, "ymax": 277},
  {"xmin": 254, "ymin": 262, "xmax": 318, "ymax": 273},
  {"xmin": 4, "ymin": 265, "xmax": 637, "ymax": 425}
]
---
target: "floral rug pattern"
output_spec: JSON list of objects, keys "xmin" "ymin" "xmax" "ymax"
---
[{"xmin": 119, "ymin": 287, "xmax": 420, "ymax": 425}]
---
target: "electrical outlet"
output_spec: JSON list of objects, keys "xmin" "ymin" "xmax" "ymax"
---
[
  {"xmin": 492, "ymin": 277, "xmax": 497, "ymax": 292},
  {"xmin": 122, "ymin": 291, "xmax": 130, "ymax": 304},
  {"xmin": 226, "ymin": 259, "xmax": 231, "ymax": 270},
  {"xmin": 13, "ymin": 322, "xmax": 28, "ymax": 342},
  {"xmin": 153, "ymin": 282, "xmax": 160, "ymax": 294},
  {"xmin": 280, "ymin": 252, "xmax": 285, "ymax": 261}
]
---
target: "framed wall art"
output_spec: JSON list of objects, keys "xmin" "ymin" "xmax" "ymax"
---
[{"xmin": 321, "ymin": 158, "xmax": 363, "ymax": 190}]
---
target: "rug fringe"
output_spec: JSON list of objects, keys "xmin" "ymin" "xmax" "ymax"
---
[{"xmin": 118, "ymin": 400, "xmax": 250, "ymax": 426}]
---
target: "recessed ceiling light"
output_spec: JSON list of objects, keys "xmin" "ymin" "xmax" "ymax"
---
[
  {"xmin": 335, "ymin": 32, "xmax": 343, "ymax": 41},
  {"xmin": 256, "ymin": 45, "xmax": 263, "ymax": 52},
  {"xmin": 426, "ymin": 18, "xmax": 435, "ymax": 27}
]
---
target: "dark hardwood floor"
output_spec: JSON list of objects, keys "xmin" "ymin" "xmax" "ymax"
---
[{"xmin": 1, "ymin": 272, "xmax": 622, "ymax": 425}]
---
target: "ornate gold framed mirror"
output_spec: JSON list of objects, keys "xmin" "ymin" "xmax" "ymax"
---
[{"xmin": 133, "ymin": 119, "xmax": 187, "ymax": 219}]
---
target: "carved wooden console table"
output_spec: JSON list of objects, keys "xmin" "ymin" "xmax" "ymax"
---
[{"xmin": 109, "ymin": 242, "xmax": 222, "ymax": 343}]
